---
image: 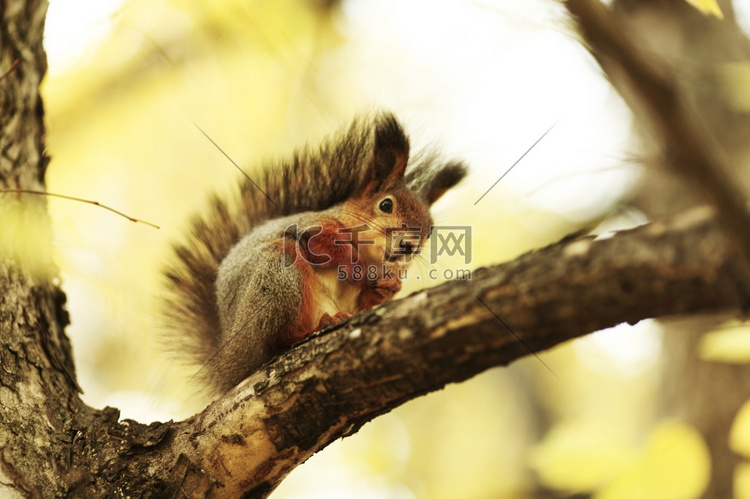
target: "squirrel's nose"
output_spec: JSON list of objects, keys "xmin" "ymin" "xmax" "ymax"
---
[{"xmin": 399, "ymin": 239, "xmax": 417, "ymax": 255}]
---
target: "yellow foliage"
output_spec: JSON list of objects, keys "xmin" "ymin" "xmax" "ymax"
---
[
  {"xmin": 735, "ymin": 462, "xmax": 750, "ymax": 499},
  {"xmin": 531, "ymin": 421, "xmax": 634, "ymax": 492},
  {"xmin": 699, "ymin": 321, "xmax": 750, "ymax": 364},
  {"xmin": 595, "ymin": 421, "xmax": 710, "ymax": 499},
  {"xmin": 683, "ymin": 0, "xmax": 724, "ymax": 19},
  {"xmin": 731, "ymin": 399, "xmax": 750, "ymax": 458}
]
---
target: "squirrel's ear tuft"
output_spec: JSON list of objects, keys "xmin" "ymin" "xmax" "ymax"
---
[
  {"xmin": 356, "ymin": 113, "xmax": 410, "ymax": 197},
  {"xmin": 419, "ymin": 162, "xmax": 467, "ymax": 206}
]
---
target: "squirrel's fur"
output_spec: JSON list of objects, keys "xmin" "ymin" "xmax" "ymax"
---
[{"xmin": 164, "ymin": 112, "xmax": 466, "ymax": 394}]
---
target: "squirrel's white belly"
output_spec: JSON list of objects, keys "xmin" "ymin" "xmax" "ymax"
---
[{"xmin": 315, "ymin": 268, "xmax": 359, "ymax": 316}]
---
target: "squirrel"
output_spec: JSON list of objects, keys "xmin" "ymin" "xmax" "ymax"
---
[{"xmin": 164, "ymin": 112, "xmax": 467, "ymax": 395}]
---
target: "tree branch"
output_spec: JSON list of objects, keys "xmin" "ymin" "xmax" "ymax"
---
[{"xmin": 73, "ymin": 206, "xmax": 748, "ymax": 497}]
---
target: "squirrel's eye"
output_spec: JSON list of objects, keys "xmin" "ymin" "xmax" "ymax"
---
[{"xmin": 379, "ymin": 198, "xmax": 393, "ymax": 214}]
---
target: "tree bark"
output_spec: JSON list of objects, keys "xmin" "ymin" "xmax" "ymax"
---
[
  {"xmin": 3, "ymin": 0, "xmax": 750, "ymax": 497},
  {"xmin": 0, "ymin": 0, "xmax": 88, "ymax": 497}
]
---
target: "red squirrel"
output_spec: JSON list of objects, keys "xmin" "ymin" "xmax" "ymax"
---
[{"xmin": 164, "ymin": 113, "xmax": 466, "ymax": 394}]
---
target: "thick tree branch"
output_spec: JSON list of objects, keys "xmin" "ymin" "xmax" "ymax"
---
[{"xmin": 73, "ymin": 206, "xmax": 747, "ymax": 498}]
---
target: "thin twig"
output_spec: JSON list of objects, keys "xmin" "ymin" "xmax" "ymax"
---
[
  {"xmin": 191, "ymin": 121, "xmax": 277, "ymax": 207},
  {"xmin": 476, "ymin": 296, "xmax": 557, "ymax": 377},
  {"xmin": 474, "ymin": 120, "xmax": 558, "ymax": 205},
  {"xmin": 0, "ymin": 189, "xmax": 160, "ymax": 229}
]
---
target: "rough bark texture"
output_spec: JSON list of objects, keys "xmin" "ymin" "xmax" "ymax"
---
[
  {"xmin": 2, "ymin": 0, "xmax": 750, "ymax": 497},
  {"xmin": 0, "ymin": 0, "xmax": 89, "ymax": 497}
]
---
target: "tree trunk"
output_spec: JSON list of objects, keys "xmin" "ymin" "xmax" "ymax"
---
[{"xmin": 0, "ymin": 0, "xmax": 89, "ymax": 496}]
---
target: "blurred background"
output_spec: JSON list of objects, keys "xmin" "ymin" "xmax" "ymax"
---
[{"xmin": 39, "ymin": 0, "xmax": 750, "ymax": 497}]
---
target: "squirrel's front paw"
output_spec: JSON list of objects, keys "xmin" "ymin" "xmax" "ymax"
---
[
  {"xmin": 371, "ymin": 277, "xmax": 401, "ymax": 297},
  {"xmin": 357, "ymin": 277, "xmax": 402, "ymax": 310},
  {"xmin": 316, "ymin": 311, "xmax": 353, "ymax": 330}
]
